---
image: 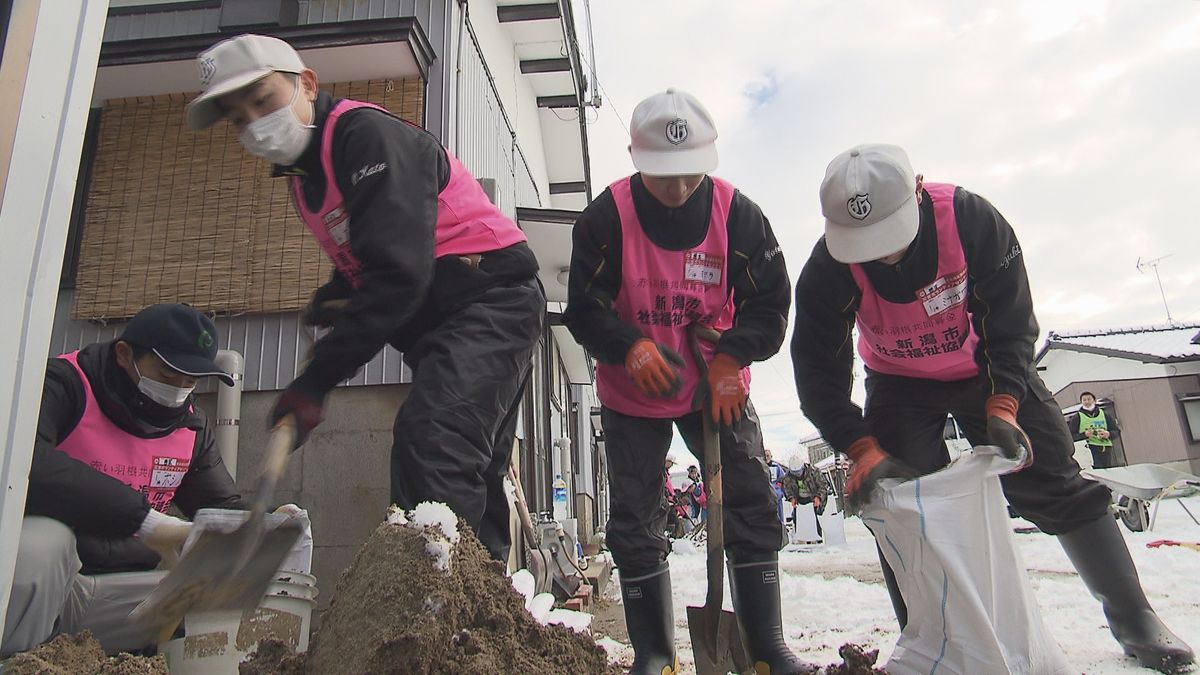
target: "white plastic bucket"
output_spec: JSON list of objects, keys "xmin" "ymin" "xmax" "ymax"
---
[{"xmin": 185, "ymin": 508, "xmax": 313, "ymax": 574}]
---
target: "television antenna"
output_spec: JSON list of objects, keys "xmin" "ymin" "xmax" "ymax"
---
[{"xmin": 1136, "ymin": 255, "xmax": 1174, "ymax": 324}]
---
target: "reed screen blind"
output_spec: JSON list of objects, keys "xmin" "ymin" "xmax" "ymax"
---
[{"xmin": 72, "ymin": 78, "xmax": 424, "ymax": 320}]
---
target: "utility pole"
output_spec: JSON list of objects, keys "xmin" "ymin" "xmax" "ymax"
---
[{"xmin": 1136, "ymin": 255, "xmax": 1174, "ymax": 324}]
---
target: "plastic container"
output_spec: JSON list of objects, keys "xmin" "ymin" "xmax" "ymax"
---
[{"xmin": 185, "ymin": 507, "xmax": 313, "ymax": 574}]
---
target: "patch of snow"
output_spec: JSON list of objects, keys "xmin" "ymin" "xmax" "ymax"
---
[
  {"xmin": 384, "ymin": 502, "xmax": 460, "ymax": 572},
  {"xmin": 385, "ymin": 505, "xmax": 408, "ymax": 526},
  {"xmin": 546, "ymin": 608, "xmax": 593, "ymax": 633},
  {"xmin": 527, "ymin": 592, "xmax": 555, "ymax": 624},
  {"xmin": 594, "ymin": 636, "xmax": 633, "ymax": 666},
  {"xmin": 510, "ymin": 568, "xmax": 535, "ymax": 609}
]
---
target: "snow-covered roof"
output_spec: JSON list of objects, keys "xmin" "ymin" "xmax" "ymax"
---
[{"xmin": 1038, "ymin": 323, "xmax": 1200, "ymax": 364}]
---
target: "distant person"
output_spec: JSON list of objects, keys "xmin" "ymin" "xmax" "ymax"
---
[
  {"xmin": 681, "ymin": 465, "xmax": 706, "ymax": 521},
  {"xmin": 791, "ymin": 143, "xmax": 1192, "ymax": 672},
  {"xmin": 765, "ymin": 449, "xmax": 788, "ymax": 524},
  {"xmin": 1067, "ymin": 391, "xmax": 1122, "ymax": 469}
]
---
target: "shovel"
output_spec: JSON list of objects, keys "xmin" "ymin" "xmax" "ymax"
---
[
  {"xmin": 510, "ymin": 464, "xmax": 554, "ymax": 595},
  {"xmin": 129, "ymin": 417, "xmax": 305, "ymax": 641},
  {"xmin": 685, "ymin": 324, "xmax": 753, "ymax": 675}
]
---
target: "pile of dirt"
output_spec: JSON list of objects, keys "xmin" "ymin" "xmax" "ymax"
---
[
  {"xmin": 3, "ymin": 631, "xmax": 167, "ymax": 675},
  {"xmin": 242, "ymin": 516, "xmax": 618, "ymax": 675}
]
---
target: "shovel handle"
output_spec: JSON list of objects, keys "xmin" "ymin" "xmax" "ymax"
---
[
  {"xmin": 687, "ymin": 325, "xmax": 727, "ymax": 612},
  {"xmin": 249, "ymin": 416, "xmax": 296, "ymax": 519}
]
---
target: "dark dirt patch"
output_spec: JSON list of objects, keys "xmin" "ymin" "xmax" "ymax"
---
[
  {"xmin": 241, "ymin": 518, "xmax": 618, "ymax": 675},
  {"xmin": 815, "ymin": 643, "xmax": 887, "ymax": 674},
  {"xmin": 3, "ymin": 631, "xmax": 167, "ymax": 675}
]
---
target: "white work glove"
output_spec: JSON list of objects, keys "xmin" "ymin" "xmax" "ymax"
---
[
  {"xmin": 273, "ymin": 503, "xmax": 304, "ymax": 518},
  {"xmin": 137, "ymin": 509, "xmax": 192, "ymax": 569}
]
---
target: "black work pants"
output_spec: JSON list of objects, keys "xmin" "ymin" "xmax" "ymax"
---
[
  {"xmin": 390, "ymin": 278, "xmax": 544, "ymax": 561},
  {"xmin": 602, "ymin": 402, "xmax": 785, "ymax": 573},
  {"xmin": 864, "ymin": 368, "xmax": 1111, "ymax": 535},
  {"xmin": 1088, "ymin": 443, "xmax": 1117, "ymax": 469}
]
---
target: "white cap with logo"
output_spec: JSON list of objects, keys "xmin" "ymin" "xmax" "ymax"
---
[
  {"xmin": 819, "ymin": 143, "xmax": 920, "ymax": 264},
  {"xmin": 628, "ymin": 88, "xmax": 718, "ymax": 176},
  {"xmin": 185, "ymin": 34, "xmax": 305, "ymax": 131}
]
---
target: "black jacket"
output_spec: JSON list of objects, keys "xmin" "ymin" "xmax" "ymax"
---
[
  {"xmin": 1067, "ymin": 407, "xmax": 1122, "ymax": 445},
  {"xmin": 791, "ymin": 185, "xmax": 1038, "ymax": 454},
  {"xmin": 26, "ymin": 342, "xmax": 243, "ymax": 573},
  {"xmin": 279, "ymin": 93, "xmax": 539, "ymax": 392},
  {"xmin": 562, "ymin": 174, "xmax": 790, "ymax": 367}
]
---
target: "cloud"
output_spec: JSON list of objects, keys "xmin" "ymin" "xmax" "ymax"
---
[{"xmin": 579, "ymin": 0, "xmax": 1200, "ymax": 454}]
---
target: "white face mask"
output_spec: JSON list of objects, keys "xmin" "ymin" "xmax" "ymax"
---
[
  {"xmin": 239, "ymin": 81, "xmax": 313, "ymax": 165},
  {"xmin": 134, "ymin": 362, "xmax": 195, "ymax": 408},
  {"xmin": 1082, "ymin": 403, "xmax": 1097, "ymax": 412}
]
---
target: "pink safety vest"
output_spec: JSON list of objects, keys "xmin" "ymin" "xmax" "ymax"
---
[
  {"xmin": 595, "ymin": 176, "xmax": 751, "ymax": 418},
  {"xmin": 290, "ymin": 99, "xmax": 528, "ymax": 288},
  {"xmin": 849, "ymin": 182, "xmax": 980, "ymax": 381},
  {"xmin": 55, "ymin": 351, "xmax": 196, "ymax": 513}
]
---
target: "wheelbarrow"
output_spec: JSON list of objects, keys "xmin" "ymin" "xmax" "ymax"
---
[{"xmin": 1080, "ymin": 463, "xmax": 1200, "ymax": 532}]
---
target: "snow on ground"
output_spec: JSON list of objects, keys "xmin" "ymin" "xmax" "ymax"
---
[{"xmin": 596, "ymin": 496, "xmax": 1200, "ymax": 674}]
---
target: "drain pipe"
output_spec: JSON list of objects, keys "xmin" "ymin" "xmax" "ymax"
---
[{"xmin": 214, "ymin": 350, "xmax": 244, "ymax": 481}]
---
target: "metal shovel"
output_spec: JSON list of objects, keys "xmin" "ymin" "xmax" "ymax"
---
[
  {"xmin": 510, "ymin": 464, "xmax": 554, "ymax": 595},
  {"xmin": 129, "ymin": 417, "xmax": 304, "ymax": 640},
  {"xmin": 685, "ymin": 324, "xmax": 753, "ymax": 675}
]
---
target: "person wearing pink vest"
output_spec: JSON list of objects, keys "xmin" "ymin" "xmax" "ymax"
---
[
  {"xmin": 564, "ymin": 89, "xmax": 807, "ymax": 674},
  {"xmin": 186, "ymin": 35, "xmax": 544, "ymax": 563},
  {"xmin": 3, "ymin": 304, "xmax": 244, "ymax": 657},
  {"xmin": 791, "ymin": 144, "xmax": 1192, "ymax": 673}
]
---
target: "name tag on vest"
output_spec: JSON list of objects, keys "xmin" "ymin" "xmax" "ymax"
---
[
  {"xmin": 325, "ymin": 207, "xmax": 351, "ymax": 246},
  {"xmin": 150, "ymin": 456, "xmax": 189, "ymax": 489},
  {"xmin": 918, "ymin": 268, "xmax": 968, "ymax": 317},
  {"xmin": 684, "ymin": 252, "xmax": 723, "ymax": 286}
]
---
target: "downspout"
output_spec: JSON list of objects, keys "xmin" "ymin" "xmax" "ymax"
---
[{"xmin": 214, "ymin": 350, "xmax": 244, "ymax": 481}]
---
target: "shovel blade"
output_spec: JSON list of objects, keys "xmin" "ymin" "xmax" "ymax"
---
[
  {"xmin": 687, "ymin": 604, "xmax": 751, "ymax": 675},
  {"xmin": 527, "ymin": 548, "xmax": 554, "ymax": 595},
  {"xmin": 128, "ymin": 521, "xmax": 303, "ymax": 633}
]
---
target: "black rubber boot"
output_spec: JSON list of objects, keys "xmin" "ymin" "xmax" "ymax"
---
[
  {"xmin": 620, "ymin": 563, "xmax": 678, "ymax": 675},
  {"xmin": 728, "ymin": 550, "xmax": 812, "ymax": 674},
  {"xmin": 1059, "ymin": 516, "xmax": 1195, "ymax": 673},
  {"xmin": 877, "ymin": 545, "xmax": 908, "ymax": 630}
]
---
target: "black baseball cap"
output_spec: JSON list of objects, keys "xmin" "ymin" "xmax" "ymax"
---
[{"xmin": 120, "ymin": 304, "xmax": 234, "ymax": 386}]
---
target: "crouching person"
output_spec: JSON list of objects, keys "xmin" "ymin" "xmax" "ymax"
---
[{"xmin": 1, "ymin": 304, "xmax": 247, "ymax": 656}]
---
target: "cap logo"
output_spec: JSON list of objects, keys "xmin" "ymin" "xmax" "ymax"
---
[
  {"xmin": 197, "ymin": 329, "xmax": 214, "ymax": 350},
  {"xmin": 847, "ymin": 194, "xmax": 872, "ymax": 221},
  {"xmin": 198, "ymin": 56, "xmax": 217, "ymax": 87},
  {"xmin": 665, "ymin": 118, "xmax": 689, "ymax": 145}
]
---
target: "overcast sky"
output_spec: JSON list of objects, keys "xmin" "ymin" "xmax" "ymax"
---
[{"xmin": 574, "ymin": 0, "xmax": 1200, "ymax": 464}]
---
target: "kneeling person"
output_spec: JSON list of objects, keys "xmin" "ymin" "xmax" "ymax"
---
[{"xmin": 2, "ymin": 304, "xmax": 245, "ymax": 656}]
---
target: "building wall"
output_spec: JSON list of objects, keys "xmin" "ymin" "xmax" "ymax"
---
[
  {"xmin": 1055, "ymin": 376, "xmax": 1199, "ymax": 471},
  {"xmin": 1037, "ymin": 348, "xmax": 1177, "ymax": 394},
  {"xmin": 194, "ymin": 383, "xmax": 405, "ymax": 611}
]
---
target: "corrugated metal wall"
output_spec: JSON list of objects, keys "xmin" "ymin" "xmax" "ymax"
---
[
  {"xmin": 50, "ymin": 290, "xmax": 410, "ymax": 391},
  {"xmin": 103, "ymin": 5, "xmax": 221, "ymax": 41}
]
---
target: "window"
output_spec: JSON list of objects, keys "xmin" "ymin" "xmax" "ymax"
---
[{"xmin": 1181, "ymin": 395, "xmax": 1200, "ymax": 443}]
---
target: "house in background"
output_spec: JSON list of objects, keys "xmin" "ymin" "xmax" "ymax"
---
[
  {"xmin": 1036, "ymin": 323, "xmax": 1200, "ymax": 474},
  {"xmin": 45, "ymin": 0, "xmax": 605, "ymax": 593}
]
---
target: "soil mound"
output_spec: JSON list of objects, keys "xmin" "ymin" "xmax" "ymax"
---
[
  {"xmin": 3, "ymin": 631, "xmax": 167, "ymax": 675},
  {"xmin": 243, "ymin": 513, "xmax": 617, "ymax": 674}
]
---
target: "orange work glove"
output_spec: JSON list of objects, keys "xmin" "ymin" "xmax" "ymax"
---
[
  {"xmin": 625, "ymin": 339, "xmax": 686, "ymax": 398},
  {"xmin": 985, "ymin": 394, "xmax": 1033, "ymax": 468},
  {"xmin": 843, "ymin": 436, "xmax": 917, "ymax": 514},
  {"xmin": 706, "ymin": 353, "xmax": 747, "ymax": 426}
]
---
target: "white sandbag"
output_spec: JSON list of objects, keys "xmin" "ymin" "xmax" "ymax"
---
[{"xmin": 861, "ymin": 446, "xmax": 1071, "ymax": 675}]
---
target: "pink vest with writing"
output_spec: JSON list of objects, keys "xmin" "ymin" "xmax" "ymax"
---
[
  {"xmin": 290, "ymin": 100, "xmax": 527, "ymax": 288},
  {"xmin": 595, "ymin": 176, "xmax": 750, "ymax": 418},
  {"xmin": 55, "ymin": 352, "xmax": 196, "ymax": 513},
  {"xmin": 849, "ymin": 183, "xmax": 980, "ymax": 381}
]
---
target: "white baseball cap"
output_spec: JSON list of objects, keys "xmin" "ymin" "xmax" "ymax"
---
[
  {"xmin": 819, "ymin": 144, "xmax": 920, "ymax": 264},
  {"xmin": 185, "ymin": 34, "xmax": 305, "ymax": 130},
  {"xmin": 629, "ymin": 88, "xmax": 718, "ymax": 176}
]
